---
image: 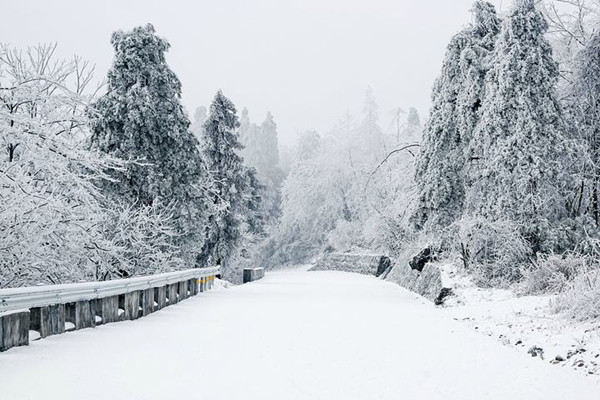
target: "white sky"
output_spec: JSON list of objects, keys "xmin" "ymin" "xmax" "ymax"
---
[{"xmin": 1, "ymin": 0, "xmax": 508, "ymax": 144}]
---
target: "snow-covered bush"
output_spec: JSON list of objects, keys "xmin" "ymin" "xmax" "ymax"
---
[
  {"xmin": 520, "ymin": 254, "xmax": 590, "ymax": 295},
  {"xmin": 555, "ymin": 268, "xmax": 600, "ymax": 321},
  {"xmin": 93, "ymin": 201, "xmax": 183, "ymax": 280},
  {"xmin": 0, "ymin": 43, "xmax": 184, "ymax": 287},
  {"xmin": 446, "ymin": 217, "xmax": 531, "ymax": 287}
]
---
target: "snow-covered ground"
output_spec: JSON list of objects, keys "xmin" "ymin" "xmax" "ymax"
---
[
  {"xmin": 440, "ymin": 264, "xmax": 600, "ymax": 377},
  {"xmin": 0, "ymin": 267, "xmax": 599, "ymax": 399}
]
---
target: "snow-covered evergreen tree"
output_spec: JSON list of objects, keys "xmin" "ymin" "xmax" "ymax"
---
[
  {"xmin": 259, "ymin": 113, "xmax": 281, "ymax": 171},
  {"xmin": 413, "ymin": 1, "xmax": 501, "ymax": 231},
  {"xmin": 88, "ymin": 24, "xmax": 210, "ymax": 267},
  {"xmin": 0, "ymin": 44, "xmax": 180, "ymax": 286},
  {"xmin": 238, "ymin": 110, "xmax": 284, "ymax": 220},
  {"xmin": 469, "ymin": 0, "xmax": 573, "ymax": 253},
  {"xmin": 570, "ymin": 29, "xmax": 600, "ymax": 225},
  {"xmin": 90, "ymin": 24, "xmax": 205, "ymax": 205},
  {"xmin": 405, "ymin": 107, "xmax": 422, "ymax": 143},
  {"xmin": 191, "ymin": 105, "xmax": 207, "ymax": 139},
  {"xmin": 359, "ymin": 87, "xmax": 386, "ymax": 163},
  {"xmin": 198, "ymin": 91, "xmax": 260, "ymax": 277},
  {"xmin": 238, "ymin": 107, "xmax": 253, "ymax": 153}
]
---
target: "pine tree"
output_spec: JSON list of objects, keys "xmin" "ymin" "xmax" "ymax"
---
[
  {"xmin": 259, "ymin": 112, "xmax": 281, "ymax": 171},
  {"xmin": 88, "ymin": 24, "xmax": 209, "ymax": 266},
  {"xmin": 413, "ymin": 1, "xmax": 501, "ymax": 230},
  {"xmin": 405, "ymin": 107, "xmax": 422, "ymax": 142},
  {"xmin": 191, "ymin": 105, "xmax": 207, "ymax": 139},
  {"xmin": 571, "ymin": 29, "xmax": 600, "ymax": 225},
  {"xmin": 238, "ymin": 110, "xmax": 283, "ymax": 220},
  {"xmin": 359, "ymin": 87, "xmax": 385, "ymax": 163},
  {"xmin": 238, "ymin": 107, "xmax": 253, "ymax": 151},
  {"xmin": 198, "ymin": 91, "xmax": 259, "ymax": 273},
  {"xmin": 469, "ymin": 0, "xmax": 573, "ymax": 252},
  {"xmin": 89, "ymin": 24, "xmax": 205, "ymax": 206}
]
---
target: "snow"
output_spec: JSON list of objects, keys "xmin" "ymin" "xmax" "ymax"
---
[
  {"xmin": 439, "ymin": 262, "xmax": 600, "ymax": 376},
  {"xmin": 1, "ymin": 268, "xmax": 599, "ymax": 399}
]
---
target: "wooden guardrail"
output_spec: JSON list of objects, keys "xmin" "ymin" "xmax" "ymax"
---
[{"xmin": 0, "ymin": 267, "xmax": 219, "ymax": 352}]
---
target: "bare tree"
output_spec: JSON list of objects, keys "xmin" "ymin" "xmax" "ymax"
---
[{"xmin": 0, "ymin": 44, "xmax": 179, "ymax": 287}]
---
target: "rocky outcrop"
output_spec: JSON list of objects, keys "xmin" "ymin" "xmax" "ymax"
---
[
  {"xmin": 409, "ymin": 247, "xmax": 435, "ymax": 272},
  {"xmin": 309, "ymin": 253, "xmax": 392, "ymax": 277},
  {"xmin": 310, "ymin": 249, "xmax": 454, "ymax": 305},
  {"xmin": 385, "ymin": 249, "xmax": 453, "ymax": 304}
]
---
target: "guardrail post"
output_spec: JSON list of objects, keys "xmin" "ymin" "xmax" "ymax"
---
[
  {"xmin": 0, "ymin": 267, "xmax": 220, "ymax": 348},
  {"xmin": 0, "ymin": 311, "xmax": 30, "ymax": 352},
  {"xmin": 30, "ymin": 305, "xmax": 65, "ymax": 338},
  {"xmin": 178, "ymin": 280, "xmax": 189, "ymax": 300},
  {"xmin": 123, "ymin": 291, "xmax": 140, "ymax": 320},
  {"xmin": 99, "ymin": 296, "xmax": 119, "ymax": 324},
  {"xmin": 140, "ymin": 289, "xmax": 154, "ymax": 317},
  {"xmin": 66, "ymin": 301, "xmax": 95, "ymax": 331},
  {"xmin": 189, "ymin": 278, "xmax": 198, "ymax": 296},
  {"xmin": 155, "ymin": 286, "xmax": 167, "ymax": 310},
  {"xmin": 167, "ymin": 284, "xmax": 178, "ymax": 305},
  {"xmin": 243, "ymin": 268, "xmax": 265, "ymax": 284}
]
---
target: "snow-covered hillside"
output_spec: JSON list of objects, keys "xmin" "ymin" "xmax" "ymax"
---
[{"xmin": 438, "ymin": 262, "xmax": 600, "ymax": 377}]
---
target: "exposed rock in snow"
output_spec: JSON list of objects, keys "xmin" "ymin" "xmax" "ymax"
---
[
  {"xmin": 385, "ymin": 249, "xmax": 453, "ymax": 304},
  {"xmin": 309, "ymin": 252, "xmax": 391, "ymax": 277},
  {"xmin": 409, "ymin": 247, "xmax": 435, "ymax": 272}
]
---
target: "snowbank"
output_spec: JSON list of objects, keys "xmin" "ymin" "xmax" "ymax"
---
[{"xmin": 438, "ymin": 262, "xmax": 600, "ymax": 377}]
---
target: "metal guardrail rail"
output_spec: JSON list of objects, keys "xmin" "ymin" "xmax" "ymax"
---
[
  {"xmin": 0, "ymin": 267, "xmax": 220, "ymax": 352},
  {"xmin": 0, "ymin": 267, "xmax": 219, "ymax": 314}
]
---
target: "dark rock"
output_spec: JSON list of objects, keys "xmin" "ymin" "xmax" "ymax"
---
[
  {"xmin": 434, "ymin": 287, "xmax": 454, "ymax": 306},
  {"xmin": 376, "ymin": 256, "xmax": 392, "ymax": 277},
  {"xmin": 528, "ymin": 346, "xmax": 545, "ymax": 360},
  {"xmin": 409, "ymin": 248, "xmax": 434, "ymax": 272}
]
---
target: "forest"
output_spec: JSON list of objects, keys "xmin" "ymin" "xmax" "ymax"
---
[{"xmin": 2, "ymin": 0, "xmax": 600, "ymax": 322}]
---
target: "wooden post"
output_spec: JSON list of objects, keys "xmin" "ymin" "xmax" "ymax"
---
[
  {"xmin": 155, "ymin": 286, "xmax": 167, "ymax": 310},
  {"xmin": 178, "ymin": 281, "xmax": 189, "ymax": 300},
  {"xmin": 93, "ymin": 299, "xmax": 102, "ymax": 325},
  {"xmin": 66, "ymin": 301, "xmax": 95, "ymax": 331},
  {"xmin": 0, "ymin": 311, "xmax": 30, "ymax": 352},
  {"xmin": 168, "ymin": 284, "xmax": 179, "ymax": 305},
  {"xmin": 243, "ymin": 268, "xmax": 265, "ymax": 284},
  {"xmin": 123, "ymin": 291, "xmax": 140, "ymax": 320},
  {"xmin": 189, "ymin": 278, "xmax": 198, "ymax": 296},
  {"xmin": 30, "ymin": 305, "xmax": 65, "ymax": 338},
  {"xmin": 99, "ymin": 296, "xmax": 119, "ymax": 324},
  {"xmin": 140, "ymin": 288, "xmax": 154, "ymax": 317}
]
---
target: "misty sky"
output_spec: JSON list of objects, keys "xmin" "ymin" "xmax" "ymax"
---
[{"xmin": 2, "ymin": 0, "xmax": 507, "ymax": 144}]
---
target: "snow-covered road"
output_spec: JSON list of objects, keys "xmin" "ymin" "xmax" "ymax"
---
[{"xmin": 1, "ymin": 267, "xmax": 599, "ymax": 399}]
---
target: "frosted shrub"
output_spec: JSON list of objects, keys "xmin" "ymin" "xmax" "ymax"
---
[
  {"xmin": 556, "ymin": 268, "xmax": 600, "ymax": 321},
  {"xmin": 327, "ymin": 220, "xmax": 358, "ymax": 252},
  {"xmin": 447, "ymin": 217, "xmax": 531, "ymax": 287},
  {"xmin": 520, "ymin": 254, "xmax": 590, "ymax": 295}
]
